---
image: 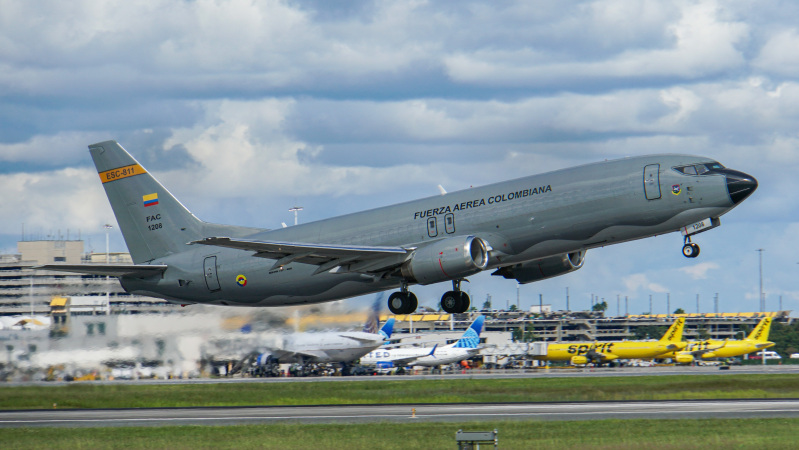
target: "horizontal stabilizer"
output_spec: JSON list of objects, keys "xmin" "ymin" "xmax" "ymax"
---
[{"xmin": 34, "ymin": 264, "xmax": 168, "ymax": 278}]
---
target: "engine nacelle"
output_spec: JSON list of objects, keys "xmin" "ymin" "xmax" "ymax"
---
[
  {"xmin": 675, "ymin": 354, "xmax": 694, "ymax": 364},
  {"xmin": 570, "ymin": 355, "xmax": 588, "ymax": 366},
  {"xmin": 492, "ymin": 251, "xmax": 586, "ymax": 284},
  {"xmin": 401, "ymin": 236, "xmax": 488, "ymax": 285}
]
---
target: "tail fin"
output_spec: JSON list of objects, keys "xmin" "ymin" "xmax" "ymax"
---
[
  {"xmin": 90, "ymin": 141, "xmax": 262, "ymax": 263},
  {"xmin": 747, "ymin": 317, "xmax": 772, "ymax": 342},
  {"xmin": 659, "ymin": 317, "xmax": 685, "ymax": 343},
  {"xmin": 453, "ymin": 315, "xmax": 485, "ymax": 349},
  {"xmin": 378, "ymin": 318, "xmax": 395, "ymax": 340},
  {"xmin": 362, "ymin": 294, "xmax": 384, "ymax": 334}
]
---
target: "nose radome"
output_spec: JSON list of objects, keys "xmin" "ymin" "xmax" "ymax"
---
[{"xmin": 725, "ymin": 170, "xmax": 758, "ymax": 204}]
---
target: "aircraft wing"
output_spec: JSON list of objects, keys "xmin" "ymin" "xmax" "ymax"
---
[
  {"xmin": 34, "ymin": 264, "xmax": 168, "ymax": 278},
  {"xmin": 338, "ymin": 334, "xmax": 384, "ymax": 345},
  {"xmin": 191, "ymin": 237, "xmax": 411, "ymax": 274},
  {"xmin": 285, "ymin": 350, "xmax": 330, "ymax": 361},
  {"xmin": 391, "ymin": 345, "xmax": 438, "ymax": 367},
  {"xmin": 687, "ymin": 341, "xmax": 727, "ymax": 357}
]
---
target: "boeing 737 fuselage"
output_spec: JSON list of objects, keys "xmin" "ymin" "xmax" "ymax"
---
[{"xmin": 38, "ymin": 141, "xmax": 757, "ymax": 314}]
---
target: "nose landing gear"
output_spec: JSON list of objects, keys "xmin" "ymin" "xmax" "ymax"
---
[{"xmin": 682, "ymin": 236, "xmax": 700, "ymax": 258}]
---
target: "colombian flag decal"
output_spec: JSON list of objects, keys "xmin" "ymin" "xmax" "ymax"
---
[
  {"xmin": 143, "ymin": 193, "xmax": 159, "ymax": 207},
  {"xmin": 236, "ymin": 275, "xmax": 247, "ymax": 287}
]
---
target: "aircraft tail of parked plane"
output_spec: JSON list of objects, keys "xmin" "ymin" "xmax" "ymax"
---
[
  {"xmin": 658, "ymin": 317, "xmax": 686, "ymax": 349},
  {"xmin": 747, "ymin": 317, "xmax": 772, "ymax": 343},
  {"xmin": 452, "ymin": 315, "xmax": 485, "ymax": 349}
]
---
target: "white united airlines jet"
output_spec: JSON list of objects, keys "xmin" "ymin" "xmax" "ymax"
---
[{"xmin": 360, "ymin": 315, "xmax": 484, "ymax": 368}]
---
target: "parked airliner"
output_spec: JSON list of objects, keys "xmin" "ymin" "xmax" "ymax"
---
[
  {"xmin": 37, "ymin": 141, "xmax": 757, "ymax": 314},
  {"xmin": 360, "ymin": 315, "xmax": 484, "ymax": 368}
]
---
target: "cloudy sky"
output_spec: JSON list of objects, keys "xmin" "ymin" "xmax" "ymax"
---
[{"xmin": 1, "ymin": 0, "xmax": 797, "ymax": 315}]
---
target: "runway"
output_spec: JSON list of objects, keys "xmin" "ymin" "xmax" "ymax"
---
[{"xmin": 3, "ymin": 399, "xmax": 799, "ymax": 428}]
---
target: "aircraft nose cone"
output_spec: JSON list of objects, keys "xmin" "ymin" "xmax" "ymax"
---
[{"xmin": 724, "ymin": 170, "xmax": 758, "ymax": 204}]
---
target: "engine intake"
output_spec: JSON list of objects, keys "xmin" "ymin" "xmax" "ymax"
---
[
  {"xmin": 401, "ymin": 236, "xmax": 488, "ymax": 285},
  {"xmin": 492, "ymin": 251, "xmax": 585, "ymax": 284}
]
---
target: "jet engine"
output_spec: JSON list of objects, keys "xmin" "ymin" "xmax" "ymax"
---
[
  {"xmin": 674, "ymin": 354, "xmax": 694, "ymax": 364},
  {"xmin": 570, "ymin": 355, "xmax": 588, "ymax": 366},
  {"xmin": 401, "ymin": 235, "xmax": 489, "ymax": 285},
  {"xmin": 492, "ymin": 251, "xmax": 586, "ymax": 284}
]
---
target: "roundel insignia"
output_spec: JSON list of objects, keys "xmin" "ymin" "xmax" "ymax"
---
[
  {"xmin": 671, "ymin": 184, "xmax": 681, "ymax": 195},
  {"xmin": 236, "ymin": 274, "xmax": 247, "ymax": 287}
]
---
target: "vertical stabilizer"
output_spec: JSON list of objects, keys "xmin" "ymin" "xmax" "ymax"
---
[
  {"xmin": 362, "ymin": 294, "xmax": 384, "ymax": 334},
  {"xmin": 659, "ymin": 317, "xmax": 685, "ymax": 343},
  {"xmin": 379, "ymin": 318, "xmax": 395, "ymax": 340},
  {"xmin": 747, "ymin": 317, "xmax": 772, "ymax": 342},
  {"xmin": 453, "ymin": 315, "xmax": 485, "ymax": 349},
  {"xmin": 90, "ymin": 140, "xmax": 207, "ymax": 263}
]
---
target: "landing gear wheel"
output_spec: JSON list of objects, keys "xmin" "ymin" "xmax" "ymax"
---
[
  {"xmin": 441, "ymin": 291, "xmax": 470, "ymax": 314},
  {"xmin": 682, "ymin": 243, "xmax": 700, "ymax": 258},
  {"xmin": 388, "ymin": 291, "xmax": 418, "ymax": 314}
]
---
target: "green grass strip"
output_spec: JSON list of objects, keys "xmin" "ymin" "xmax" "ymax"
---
[
  {"xmin": 2, "ymin": 374, "xmax": 798, "ymax": 410},
  {"xmin": 2, "ymin": 418, "xmax": 798, "ymax": 449}
]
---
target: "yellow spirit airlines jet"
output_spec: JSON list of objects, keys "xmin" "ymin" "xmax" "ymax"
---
[
  {"xmin": 534, "ymin": 318, "xmax": 686, "ymax": 366},
  {"xmin": 663, "ymin": 317, "xmax": 774, "ymax": 364}
]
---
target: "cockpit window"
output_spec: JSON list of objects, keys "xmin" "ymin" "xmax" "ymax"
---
[{"xmin": 673, "ymin": 162, "xmax": 725, "ymax": 175}]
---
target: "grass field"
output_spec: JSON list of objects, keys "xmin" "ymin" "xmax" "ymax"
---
[
  {"xmin": 1, "ymin": 374, "xmax": 798, "ymax": 410},
  {"xmin": 3, "ymin": 418, "xmax": 798, "ymax": 449},
  {"xmin": 3, "ymin": 374, "xmax": 798, "ymax": 448}
]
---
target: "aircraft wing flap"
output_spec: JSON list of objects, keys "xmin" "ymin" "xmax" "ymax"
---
[
  {"xmin": 191, "ymin": 237, "xmax": 411, "ymax": 273},
  {"xmin": 34, "ymin": 264, "xmax": 168, "ymax": 278}
]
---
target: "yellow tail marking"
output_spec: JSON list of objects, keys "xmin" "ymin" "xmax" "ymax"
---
[
  {"xmin": 748, "ymin": 317, "xmax": 772, "ymax": 342},
  {"xmin": 98, "ymin": 164, "xmax": 147, "ymax": 184},
  {"xmin": 661, "ymin": 317, "xmax": 685, "ymax": 342}
]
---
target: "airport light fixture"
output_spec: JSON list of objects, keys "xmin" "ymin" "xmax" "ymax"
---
[
  {"xmin": 104, "ymin": 224, "xmax": 113, "ymax": 263},
  {"xmin": 289, "ymin": 206, "xmax": 303, "ymax": 226}
]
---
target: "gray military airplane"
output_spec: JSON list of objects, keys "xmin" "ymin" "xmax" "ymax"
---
[{"xmin": 37, "ymin": 141, "xmax": 757, "ymax": 314}]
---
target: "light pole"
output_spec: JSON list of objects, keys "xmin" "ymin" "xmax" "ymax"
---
[
  {"xmin": 757, "ymin": 249, "xmax": 764, "ymax": 312},
  {"xmin": 289, "ymin": 206, "xmax": 303, "ymax": 226},
  {"xmin": 104, "ymin": 224, "xmax": 113, "ymax": 263},
  {"xmin": 104, "ymin": 224, "xmax": 113, "ymax": 313}
]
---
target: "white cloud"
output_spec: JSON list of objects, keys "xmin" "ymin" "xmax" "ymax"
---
[
  {"xmin": 444, "ymin": 1, "xmax": 748, "ymax": 86},
  {"xmin": 679, "ymin": 262, "xmax": 720, "ymax": 280},
  {"xmin": 622, "ymin": 273, "xmax": 669, "ymax": 294},
  {"xmin": 1, "ymin": 0, "xmax": 798, "ymax": 314},
  {"xmin": 0, "ymin": 167, "xmax": 113, "ymax": 238},
  {"xmin": 753, "ymin": 29, "xmax": 799, "ymax": 76}
]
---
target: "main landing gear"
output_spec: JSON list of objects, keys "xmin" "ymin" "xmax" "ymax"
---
[
  {"xmin": 388, "ymin": 283, "xmax": 418, "ymax": 315},
  {"xmin": 440, "ymin": 279, "xmax": 470, "ymax": 314},
  {"xmin": 387, "ymin": 279, "xmax": 472, "ymax": 315},
  {"xmin": 682, "ymin": 236, "xmax": 700, "ymax": 258}
]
